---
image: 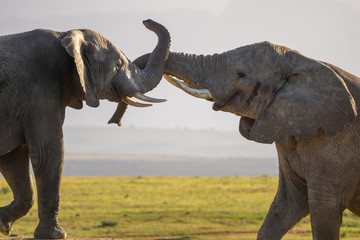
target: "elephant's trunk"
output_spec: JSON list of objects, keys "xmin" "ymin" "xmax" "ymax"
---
[
  {"xmin": 164, "ymin": 52, "xmax": 207, "ymax": 86},
  {"xmin": 134, "ymin": 52, "xmax": 210, "ymax": 87},
  {"xmin": 134, "ymin": 51, "xmax": 216, "ymax": 100},
  {"xmin": 108, "ymin": 19, "xmax": 170, "ymax": 126},
  {"xmin": 132, "ymin": 19, "xmax": 171, "ymax": 93}
]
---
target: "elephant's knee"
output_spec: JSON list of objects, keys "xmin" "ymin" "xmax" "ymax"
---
[
  {"xmin": 23, "ymin": 195, "xmax": 35, "ymax": 212},
  {"xmin": 12, "ymin": 196, "xmax": 34, "ymax": 220},
  {"xmin": 17, "ymin": 190, "xmax": 35, "ymax": 214}
]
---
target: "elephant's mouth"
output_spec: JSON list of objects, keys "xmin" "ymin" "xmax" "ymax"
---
[
  {"xmin": 212, "ymin": 91, "xmax": 240, "ymax": 111},
  {"xmin": 164, "ymin": 74, "xmax": 247, "ymax": 116},
  {"xmin": 108, "ymin": 88, "xmax": 167, "ymax": 126},
  {"xmin": 164, "ymin": 74, "xmax": 244, "ymax": 112},
  {"xmin": 112, "ymin": 81, "xmax": 166, "ymax": 107}
]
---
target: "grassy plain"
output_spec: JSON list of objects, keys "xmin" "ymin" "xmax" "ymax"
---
[{"xmin": 0, "ymin": 177, "xmax": 359, "ymax": 239}]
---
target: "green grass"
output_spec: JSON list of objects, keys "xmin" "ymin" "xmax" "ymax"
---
[{"xmin": 0, "ymin": 176, "xmax": 359, "ymax": 239}]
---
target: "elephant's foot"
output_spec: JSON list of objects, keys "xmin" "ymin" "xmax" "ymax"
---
[
  {"xmin": 0, "ymin": 218, "xmax": 12, "ymax": 236},
  {"xmin": 34, "ymin": 222, "xmax": 67, "ymax": 239}
]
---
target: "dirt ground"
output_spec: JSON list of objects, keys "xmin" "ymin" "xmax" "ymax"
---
[{"xmin": 0, "ymin": 232, "xmax": 313, "ymax": 240}]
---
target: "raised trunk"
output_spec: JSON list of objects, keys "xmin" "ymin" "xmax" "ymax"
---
[
  {"xmin": 133, "ymin": 20, "xmax": 171, "ymax": 93},
  {"xmin": 108, "ymin": 20, "xmax": 170, "ymax": 126}
]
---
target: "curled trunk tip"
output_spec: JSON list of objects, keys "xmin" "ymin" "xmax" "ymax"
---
[{"xmin": 133, "ymin": 19, "xmax": 171, "ymax": 93}]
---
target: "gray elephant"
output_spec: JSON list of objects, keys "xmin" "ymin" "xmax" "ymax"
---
[
  {"xmin": 135, "ymin": 42, "xmax": 360, "ymax": 239},
  {"xmin": 0, "ymin": 19, "xmax": 170, "ymax": 239}
]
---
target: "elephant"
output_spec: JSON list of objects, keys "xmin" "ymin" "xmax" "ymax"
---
[
  {"xmin": 0, "ymin": 19, "xmax": 170, "ymax": 239},
  {"xmin": 134, "ymin": 42, "xmax": 360, "ymax": 239}
]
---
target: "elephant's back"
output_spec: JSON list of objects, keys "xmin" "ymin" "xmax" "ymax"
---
[
  {"xmin": 322, "ymin": 62, "xmax": 360, "ymax": 113},
  {"xmin": 0, "ymin": 29, "xmax": 72, "ymax": 94},
  {"xmin": 0, "ymin": 29, "xmax": 64, "ymax": 69}
]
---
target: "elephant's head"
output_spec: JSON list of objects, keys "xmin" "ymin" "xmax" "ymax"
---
[
  {"xmin": 61, "ymin": 19, "xmax": 170, "ymax": 125},
  {"xmin": 135, "ymin": 42, "xmax": 358, "ymax": 143}
]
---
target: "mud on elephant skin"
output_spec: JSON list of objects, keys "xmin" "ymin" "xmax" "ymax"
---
[
  {"xmin": 0, "ymin": 19, "xmax": 170, "ymax": 239},
  {"xmin": 135, "ymin": 42, "xmax": 360, "ymax": 240}
]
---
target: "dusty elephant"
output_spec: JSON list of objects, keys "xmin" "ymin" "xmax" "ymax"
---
[
  {"xmin": 0, "ymin": 19, "xmax": 170, "ymax": 239},
  {"xmin": 135, "ymin": 42, "xmax": 360, "ymax": 239}
]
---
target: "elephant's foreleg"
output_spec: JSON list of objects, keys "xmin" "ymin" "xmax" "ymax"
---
[
  {"xmin": 308, "ymin": 195, "xmax": 343, "ymax": 240},
  {"xmin": 307, "ymin": 175, "xmax": 351, "ymax": 240},
  {"xmin": 23, "ymin": 108, "xmax": 67, "ymax": 239},
  {"xmin": 0, "ymin": 145, "xmax": 34, "ymax": 235},
  {"xmin": 29, "ymin": 138, "xmax": 66, "ymax": 239},
  {"xmin": 257, "ymin": 170, "xmax": 309, "ymax": 240}
]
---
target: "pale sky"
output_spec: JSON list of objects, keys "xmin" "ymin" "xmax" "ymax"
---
[
  {"xmin": 0, "ymin": 1, "xmax": 233, "ymax": 20},
  {"xmin": 1, "ymin": 0, "xmax": 360, "ymax": 131}
]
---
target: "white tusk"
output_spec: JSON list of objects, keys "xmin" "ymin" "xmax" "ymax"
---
[
  {"xmin": 121, "ymin": 97, "xmax": 152, "ymax": 107},
  {"xmin": 164, "ymin": 74, "xmax": 213, "ymax": 99},
  {"xmin": 134, "ymin": 92, "xmax": 166, "ymax": 103}
]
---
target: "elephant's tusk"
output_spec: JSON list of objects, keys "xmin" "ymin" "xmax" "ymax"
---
[
  {"xmin": 133, "ymin": 92, "xmax": 166, "ymax": 103},
  {"xmin": 164, "ymin": 74, "xmax": 213, "ymax": 99},
  {"xmin": 121, "ymin": 97, "xmax": 152, "ymax": 107}
]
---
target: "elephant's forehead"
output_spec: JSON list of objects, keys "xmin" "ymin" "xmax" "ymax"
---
[
  {"xmin": 228, "ymin": 42, "xmax": 287, "ymax": 66},
  {"xmin": 95, "ymin": 44, "xmax": 123, "ymax": 63}
]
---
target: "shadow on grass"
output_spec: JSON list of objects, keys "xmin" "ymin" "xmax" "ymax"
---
[{"xmin": 154, "ymin": 239, "xmax": 189, "ymax": 240}]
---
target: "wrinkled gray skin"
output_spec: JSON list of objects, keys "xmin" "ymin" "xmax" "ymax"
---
[
  {"xmin": 135, "ymin": 42, "xmax": 360, "ymax": 240},
  {"xmin": 0, "ymin": 19, "xmax": 170, "ymax": 239}
]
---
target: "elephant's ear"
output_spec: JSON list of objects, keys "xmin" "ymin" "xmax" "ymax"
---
[
  {"xmin": 249, "ymin": 51, "xmax": 357, "ymax": 144},
  {"xmin": 61, "ymin": 30, "xmax": 99, "ymax": 107}
]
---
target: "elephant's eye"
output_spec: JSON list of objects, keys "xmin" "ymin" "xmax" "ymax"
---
[
  {"xmin": 114, "ymin": 61, "xmax": 123, "ymax": 72},
  {"xmin": 237, "ymin": 72, "xmax": 246, "ymax": 78},
  {"xmin": 114, "ymin": 64, "xmax": 121, "ymax": 72}
]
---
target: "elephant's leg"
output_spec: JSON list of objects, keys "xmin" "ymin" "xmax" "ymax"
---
[
  {"xmin": 309, "ymin": 193, "xmax": 344, "ymax": 240},
  {"xmin": 24, "ymin": 113, "xmax": 67, "ymax": 239},
  {"xmin": 257, "ymin": 169, "xmax": 309, "ymax": 240},
  {"xmin": 308, "ymin": 172, "xmax": 350, "ymax": 240},
  {"xmin": 28, "ymin": 138, "xmax": 66, "ymax": 239},
  {"xmin": 0, "ymin": 145, "xmax": 34, "ymax": 235}
]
